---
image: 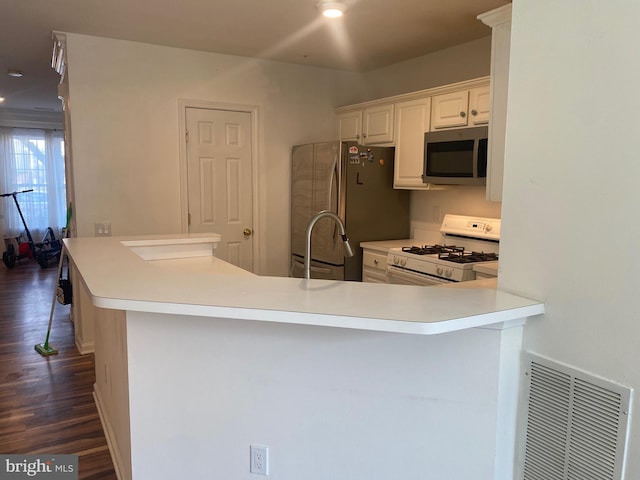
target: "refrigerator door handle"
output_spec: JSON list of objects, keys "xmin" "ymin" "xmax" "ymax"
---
[
  {"xmin": 329, "ymin": 155, "xmax": 338, "ymax": 210},
  {"xmin": 292, "ymin": 258, "xmax": 332, "ymax": 274}
]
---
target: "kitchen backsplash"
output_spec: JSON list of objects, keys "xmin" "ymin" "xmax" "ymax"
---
[{"xmin": 410, "ymin": 186, "xmax": 502, "ymax": 241}]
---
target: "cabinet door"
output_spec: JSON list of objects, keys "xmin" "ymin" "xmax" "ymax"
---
[
  {"xmin": 363, "ymin": 269, "xmax": 389, "ymax": 283},
  {"xmin": 393, "ymin": 97, "xmax": 431, "ymax": 189},
  {"xmin": 362, "ymin": 250, "xmax": 389, "ymax": 283},
  {"xmin": 469, "ymin": 86, "xmax": 490, "ymax": 125},
  {"xmin": 338, "ymin": 111, "xmax": 362, "ymax": 142},
  {"xmin": 363, "ymin": 104, "xmax": 394, "ymax": 144},
  {"xmin": 431, "ymin": 91, "xmax": 469, "ymax": 129}
]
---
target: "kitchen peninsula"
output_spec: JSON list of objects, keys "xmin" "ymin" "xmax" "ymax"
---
[{"xmin": 65, "ymin": 235, "xmax": 543, "ymax": 480}]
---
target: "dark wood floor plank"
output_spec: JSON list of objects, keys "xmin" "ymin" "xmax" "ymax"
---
[{"xmin": 0, "ymin": 261, "xmax": 116, "ymax": 479}]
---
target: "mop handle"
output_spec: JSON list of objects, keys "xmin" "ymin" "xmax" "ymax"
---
[{"xmin": 44, "ymin": 244, "xmax": 67, "ymax": 346}]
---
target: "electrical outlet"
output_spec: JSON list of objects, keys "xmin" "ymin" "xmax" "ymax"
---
[
  {"xmin": 94, "ymin": 221, "xmax": 112, "ymax": 237},
  {"xmin": 250, "ymin": 445, "xmax": 268, "ymax": 475}
]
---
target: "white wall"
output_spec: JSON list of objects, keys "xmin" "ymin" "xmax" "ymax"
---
[
  {"xmin": 500, "ymin": 0, "xmax": 640, "ymax": 476},
  {"xmin": 358, "ymin": 36, "xmax": 493, "ymax": 102},
  {"xmin": 126, "ymin": 311, "xmax": 520, "ymax": 480},
  {"xmin": 64, "ymin": 33, "xmax": 364, "ymax": 275}
]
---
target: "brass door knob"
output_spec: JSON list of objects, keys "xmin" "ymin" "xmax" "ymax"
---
[{"xmin": 243, "ymin": 228, "xmax": 253, "ymax": 237}]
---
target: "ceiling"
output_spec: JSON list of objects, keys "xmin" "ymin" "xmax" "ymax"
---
[{"xmin": 0, "ymin": 0, "xmax": 508, "ymax": 113}]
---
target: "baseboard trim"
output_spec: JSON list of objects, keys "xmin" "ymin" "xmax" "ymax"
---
[
  {"xmin": 75, "ymin": 337, "xmax": 94, "ymax": 355},
  {"xmin": 93, "ymin": 386, "xmax": 128, "ymax": 480}
]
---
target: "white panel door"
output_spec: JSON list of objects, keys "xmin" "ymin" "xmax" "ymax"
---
[{"xmin": 186, "ymin": 107, "xmax": 253, "ymax": 271}]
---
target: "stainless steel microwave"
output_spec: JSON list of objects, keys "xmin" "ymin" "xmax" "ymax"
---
[{"xmin": 422, "ymin": 126, "xmax": 488, "ymax": 185}]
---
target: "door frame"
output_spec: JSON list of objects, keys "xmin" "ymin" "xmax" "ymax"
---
[{"xmin": 178, "ymin": 99, "xmax": 260, "ymax": 273}]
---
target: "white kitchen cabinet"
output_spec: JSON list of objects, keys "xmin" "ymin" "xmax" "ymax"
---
[
  {"xmin": 431, "ymin": 86, "xmax": 490, "ymax": 130},
  {"xmin": 469, "ymin": 85, "xmax": 491, "ymax": 125},
  {"xmin": 479, "ymin": 4, "xmax": 512, "ymax": 202},
  {"xmin": 473, "ymin": 261, "xmax": 499, "ymax": 279},
  {"xmin": 363, "ymin": 104, "xmax": 394, "ymax": 144},
  {"xmin": 362, "ymin": 249, "xmax": 389, "ymax": 283},
  {"xmin": 338, "ymin": 104, "xmax": 394, "ymax": 145},
  {"xmin": 393, "ymin": 97, "xmax": 431, "ymax": 189},
  {"xmin": 336, "ymin": 76, "xmax": 490, "ymax": 190},
  {"xmin": 338, "ymin": 110, "xmax": 361, "ymax": 142},
  {"xmin": 431, "ymin": 90, "xmax": 468, "ymax": 129}
]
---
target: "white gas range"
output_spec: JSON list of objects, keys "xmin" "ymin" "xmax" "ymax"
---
[{"xmin": 386, "ymin": 214, "xmax": 500, "ymax": 286}]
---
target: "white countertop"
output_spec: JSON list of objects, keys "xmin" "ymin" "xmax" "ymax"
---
[
  {"xmin": 64, "ymin": 235, "xmax": 543, "ymax": 335},
  {"xmin": 360, "ymin": 239, "xmax": 413, "ymax": 254}
]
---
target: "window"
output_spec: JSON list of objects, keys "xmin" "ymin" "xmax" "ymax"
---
[{"xmin": 0, "ymin": 128, "xmax": 66, "ymax": 240}]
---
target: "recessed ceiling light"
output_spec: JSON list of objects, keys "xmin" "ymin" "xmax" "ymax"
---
[
  {"xmin": 0, "ymin": 97, "xmax": 5, "ymax": 103},
  {"xmin": 7, "ymin": 69, "xmax": 23, "ymax": 78},
  {"xmin": 318, "ymin": 1, "xmax": 346, "ymax": 18}
]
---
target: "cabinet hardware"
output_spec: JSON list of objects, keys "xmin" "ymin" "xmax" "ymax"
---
[{"xmin": 460, "ymin": 111, "xmax": 466, "ymax": 118}]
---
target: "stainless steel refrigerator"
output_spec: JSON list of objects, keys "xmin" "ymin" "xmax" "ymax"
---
[{"xmin": 290, "ymin": 141, "xmax": 410, "ymax": 281}]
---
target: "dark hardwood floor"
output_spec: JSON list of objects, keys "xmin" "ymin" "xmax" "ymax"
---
[{"xmin": 0, "ymin": 259, "xmax": 116, "ymax": 479}]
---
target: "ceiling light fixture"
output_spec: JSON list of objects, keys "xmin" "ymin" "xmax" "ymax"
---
[
  {"xmin": 7, "ymin": 69, "xmax": 23, "ymax": 78},
  {"xmin": 318, "ymin": 1, "xmax": 346, "ymax": 18}
]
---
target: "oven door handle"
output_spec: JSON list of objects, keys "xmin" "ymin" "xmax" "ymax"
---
[{"xmin": 387, "ymin": 266, "xmax": 454, "ymax": 286}]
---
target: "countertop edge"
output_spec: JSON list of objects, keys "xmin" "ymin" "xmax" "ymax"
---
[
  {"xmin": 66, "ymin": 235, "xmax": 545, "ymax": 336},
  {"xmin": 89, "ymin": 292, "xmax": 545, "ymax": 335}
]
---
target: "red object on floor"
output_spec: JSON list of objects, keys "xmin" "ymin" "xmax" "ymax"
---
[{"xmin": 18, "ymin": 242, "xmax": 31, "ymax": 257}]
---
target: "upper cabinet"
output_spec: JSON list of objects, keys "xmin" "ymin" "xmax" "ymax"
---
[
  {"xmin": 338, "ymin": 104, "xmax": 394, "ymax": 145},
  {"xmin": 338, "ymin": 110, "xmax": 361, "ymax": 142},
  {"xmin": 393, "ymin": 97, "xmax": 431, "ymax": 189},
  {"xmin": 469, "ymin": 86, "xmax": 491, "ymax": 125},
  {"xmin": 479, "ymin": 4, "xmax": 512, "ymax": 202},
  {"xmin": 336, "ymin": 77, "xmax": 490, "ymax": 191},
  {"xmin": 431, "ymin": 85, "xmax": 490, "ymax": 130}
]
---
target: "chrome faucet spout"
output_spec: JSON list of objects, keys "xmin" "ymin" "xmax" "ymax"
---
[{"xmin": 304, "ymin": 210, "xmax": 354, "ymax": 279}]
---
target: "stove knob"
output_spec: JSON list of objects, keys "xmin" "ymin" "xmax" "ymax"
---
[
  {"xmin": 445, "ymin": 269, "xmax": 452, "ymax": 278},
  {"xmin": 436, "ymin": 266, "xmax": 443, "ymax": 276},
  {"xmin": 400, "ymin": 259, "xmax": 407, "ymax": 267},
  {"xmin": 393, "ymin": 257, "xmax": 399, "ymax": 265},
  {"xmin": 486, "ymin": 224, "xmax": 493, "ymax": 232}
]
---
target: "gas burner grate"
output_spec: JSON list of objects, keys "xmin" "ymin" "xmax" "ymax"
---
[
  {"xmin": 438, "ymin": 251, "xmax": 499, "ymax": 264},
  {"xmin": 402, "ymin": 245, "xmax": 464, "ymax": 255}
]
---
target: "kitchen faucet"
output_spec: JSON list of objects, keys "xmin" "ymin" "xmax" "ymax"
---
[{"xmin": 304, "ymin": 210, "xmax": 354, "ymax": 279}]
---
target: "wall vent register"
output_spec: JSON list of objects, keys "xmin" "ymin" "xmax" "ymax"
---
[{"xmin": 519, "ymin": 353, "xmax": 632, "ymax": 480}]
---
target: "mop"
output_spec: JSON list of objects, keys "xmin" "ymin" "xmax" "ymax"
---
[
  {"xmin": 34, "ymin": 244, "xmax": 65, "ymax": 355},
  {"xmin": 35, "ymin": 204, "xmax": 72, "ymax": 356}
]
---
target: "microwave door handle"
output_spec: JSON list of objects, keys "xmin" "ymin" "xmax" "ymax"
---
[{"xmin": 473, "ymin": 138, "xmax": 480, "ymax": 178}]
